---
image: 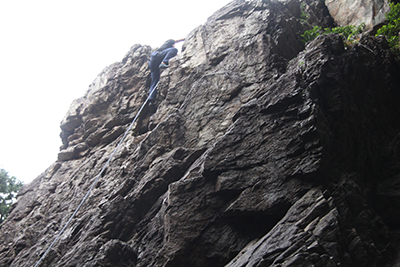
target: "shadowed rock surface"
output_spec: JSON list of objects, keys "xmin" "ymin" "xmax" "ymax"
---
[{"xmin": 1, "ymin": 0, "xmax": 400, "ymax": 266}]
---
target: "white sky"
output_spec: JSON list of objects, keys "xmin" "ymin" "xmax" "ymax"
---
[{"xmin": 0, "ymin": 0, "xmax": 233, "ymax": 184}]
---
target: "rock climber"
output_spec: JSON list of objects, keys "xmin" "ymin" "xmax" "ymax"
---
[{"xmin": 148, "ymin": 38, "xmax": 185, "ymax": 106}]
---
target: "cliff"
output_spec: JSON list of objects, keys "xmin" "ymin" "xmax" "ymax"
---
[{"xmin": 1, "ymin": 0, "xmax": 400, "ymax": 266}]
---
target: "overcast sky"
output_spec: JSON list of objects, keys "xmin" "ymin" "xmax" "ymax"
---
[{"xmin": 0, "ymin": 0, "xmax": 233, "ymax": 184}]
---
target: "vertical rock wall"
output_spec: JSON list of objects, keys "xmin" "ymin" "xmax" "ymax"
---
[{"xmin": 0, "ymin": 0, "xmax": 399, "ymax": 267}]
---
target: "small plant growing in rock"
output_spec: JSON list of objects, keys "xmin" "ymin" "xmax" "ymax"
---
[
  {"xmin": 376, "ymin": 1, "xmax": 400, "ymax": 49},
  {"xmin": 300, "ymin": 2, "xmax": 309, "ymax": 23}
]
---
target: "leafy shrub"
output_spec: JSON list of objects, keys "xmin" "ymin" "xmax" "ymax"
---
[
  {"xmin": 301, "ymin": 26, "xmax": 322, "ymax": 44},
  {"xmin": 376, "ymin": 2, "xmax": 400, "ymax": 49},
  {"xmin": 301, "ymin": 24, "xmax": 365, "ymax": 44}
]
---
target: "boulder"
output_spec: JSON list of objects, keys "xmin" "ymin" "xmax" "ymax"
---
[{"xmin": 325, "ymin": 0, "xmax": 390, "ymax": 29}]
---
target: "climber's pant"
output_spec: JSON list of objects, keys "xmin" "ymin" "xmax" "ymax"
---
[{"xmin": 148, "ymin": 47, "xmax": 178, "ymax": 101}]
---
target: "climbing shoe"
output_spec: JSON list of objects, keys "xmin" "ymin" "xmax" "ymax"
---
[{"xmin": 159, "ymin": 63, "xmax": 169, "ymax": 69}]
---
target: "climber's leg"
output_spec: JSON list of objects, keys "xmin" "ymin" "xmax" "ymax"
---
[{"xmin": 149, "ymin": 68, "xmax": 160, "ymax": 101}]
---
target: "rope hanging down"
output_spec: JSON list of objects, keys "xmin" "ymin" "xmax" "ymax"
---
[{"xmin": 33, "ymin": 82, "xmax": 159, "ymax": 267}]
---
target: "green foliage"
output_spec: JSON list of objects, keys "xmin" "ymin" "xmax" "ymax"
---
[
  {"xmin": 301, "ymin": 24, "xmax": 366, "ymax": 44},
  {"xmin": 301, "ymin": 26, "xmax": 322, "ymax": 44},
  {"xmin": 0, "ymin": 169, "xmax": 23, "ymax": 223},
  {"xmin": 376, "ymin": 2, "xmax": 400, "ymax": 49},
  {"xmin": 327, "ymin": 24, "xmax": 365, "ymax": 38},
  {"xmin": 300, "ymin": 2, "xmax": 309, "ymax": 23}
]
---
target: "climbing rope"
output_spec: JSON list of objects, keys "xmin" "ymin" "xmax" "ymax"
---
[
  {"xmin": 33, "ymin": 66, "xmax": 239, "ymax": 266},
  {"xmin": 33, "ymin": 82, "xmax": 158, "ymax": 267},
  {"xmin": 32, "ymin": 64, "xmax": 241, "ymax": 266}
]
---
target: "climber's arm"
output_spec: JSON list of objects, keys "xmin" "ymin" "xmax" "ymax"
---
[{"xmin": 175, "ymin": 38, "xmax": 186, "ymax": 43}]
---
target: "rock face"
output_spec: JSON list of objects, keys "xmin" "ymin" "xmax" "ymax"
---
[
  {"xmin": 325, "ymin": 0, "xmax": 390, "ymax": 29},
  {"xmin": 1, "ymin": 0, "xmax": 400, "ymax": 266}
]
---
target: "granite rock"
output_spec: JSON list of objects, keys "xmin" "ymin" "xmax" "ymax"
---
[{"xmin": 1, "ymin": 1, "xmax": 400, "ymax": 267}]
